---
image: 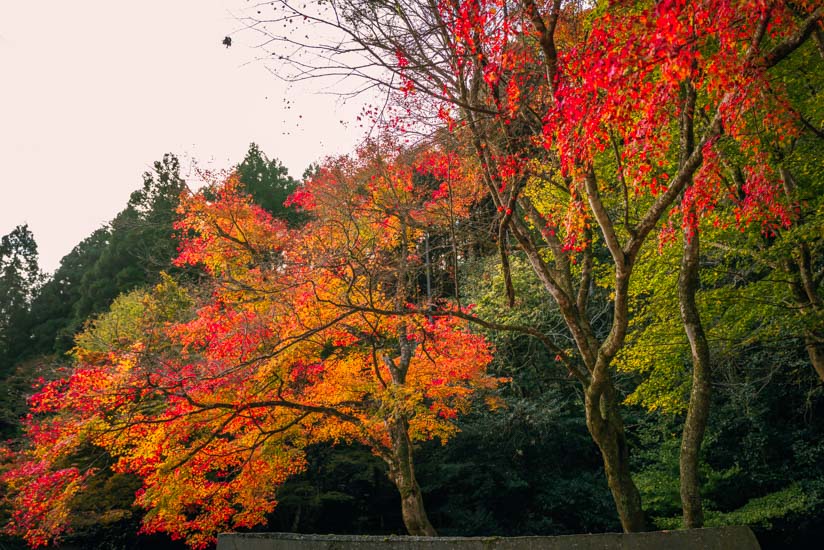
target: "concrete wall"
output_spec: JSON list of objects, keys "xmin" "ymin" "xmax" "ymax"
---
[{"xmin": 217, "ymin": 527, "xmax": 760, "ymax": 550}]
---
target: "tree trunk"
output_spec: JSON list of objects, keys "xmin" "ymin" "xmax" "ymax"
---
[
  {"xmin": 386, "ymin": 416, "xmax": 437, "ymax": 536},
  {"xmin": 584, "ymin": 376, "xmax": 646, "ymax": 532},
  {"xmin": 794, "ymin": 243, "xmax": 824, "ymax": 382},
  {"xmin": 678, "ymin": 229, "xmax": 712, "ymax": 528},
  {"xmin": 779, "ymin": 167, "xmax": 824, "ymax": 382},
  {"xmin": 803, "ymin": 332, "xmax": 824, "ymax": 382},
  {"xmin": 381, "ymin": 318, "xmax": 435, "ymax": 536}
]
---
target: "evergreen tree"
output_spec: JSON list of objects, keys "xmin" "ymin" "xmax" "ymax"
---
[
  {"xmin": 23, "ymin": 154, "xmax": 186, "ymax": 358},
  {"xmin": 236, "ymin": 143, "xmax": 306, "ymax": 226},
  {"xmin": 0, "ymin": 225, "xmax": 41, "ymax": 376}
]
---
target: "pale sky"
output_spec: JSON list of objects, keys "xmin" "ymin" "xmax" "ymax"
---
[{"xmin": 0, "ymin": 0, "xmax": 368, "ymax": 273}]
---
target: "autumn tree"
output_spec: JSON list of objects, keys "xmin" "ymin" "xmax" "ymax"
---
[
  {"xmin": 668, "ymin": 9, "xmax": 822, "ymax": 527},
  {"xmin": 1, "ymin": 144, "xmax": 497, "ymax": 547},
  {"xmin": 693, "ymin": 35, "xmax": 824, "ymax": 383},
  {"xmin": 273, "ymin": 142, "xmax": 495, "ymax": 534},
  {"xmin": 243, "ymin": 0, "xmax": 823, "ymax": 531}
]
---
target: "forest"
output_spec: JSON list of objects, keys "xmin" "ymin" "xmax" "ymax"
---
[{"xmin": 1, "ymin": 1, "xmax": 823, "ymax": 549}]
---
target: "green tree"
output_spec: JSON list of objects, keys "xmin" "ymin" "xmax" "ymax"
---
[
  {"xmin": 72, "ymin": 154, "xmax": 188, "ymax": 326},
  {"xmin": 236, "ymin": 143, "xmax": 306, "ymax": 226},
  {"xmin": 0, "ymin": 225, "xmax": 41, "ymax": 376},
  {"xmin": 25, "ymin": 228, "xmax": 111, "ymax": 357},
  {"xmin": 23, "ymin": 154, "xmax": 187, "ymax": 359},
  {"xmin": 0, "ymin": 225, "xmax": 42, "ymax": 437}
]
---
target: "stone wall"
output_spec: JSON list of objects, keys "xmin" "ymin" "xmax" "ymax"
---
[{"xmin": 217, "ymin": 527, "xmax": 760, "ymax": 550}]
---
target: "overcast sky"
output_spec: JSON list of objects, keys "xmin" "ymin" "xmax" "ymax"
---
[{"xmin": 0, "ymin": 0, "xmax": 368, "ymax": 273}]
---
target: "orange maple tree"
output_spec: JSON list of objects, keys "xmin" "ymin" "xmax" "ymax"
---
[{"xmin": 1, "ymin": 143, "xmax": 496, "ymax": 547}]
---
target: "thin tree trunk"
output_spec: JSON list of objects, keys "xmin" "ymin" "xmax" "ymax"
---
[
  {"xmin": 386, "ymin": 416, "xmax": 437, "ymax": 536},
  {"xmin": 291, "ymin": 504, "xmax": 302, "ymax": 532},
  {"xmin": 585, "ymin": 373, "xmax": 646, "ymax": 532},
  {"xmin": 780, "ymin": 167, "xmax": 824, "ymax": 382},
  {"xmin": 678, "ymin": 228, "xmax": 712, "ymax": 528},
  {"xmin": 813, "ymin": 27, "xmax": 824, "ymax": 59},
  {"xmin": 803, "ymin": 332, "xmax": 824, "ymax": 381},
  {"xmin": 794, "ymin": 243, "xmax": 824, "ymax": 382},
  {"xmin": 511, "ymin": 225, "xmax": 647, "ymax": 531}
]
